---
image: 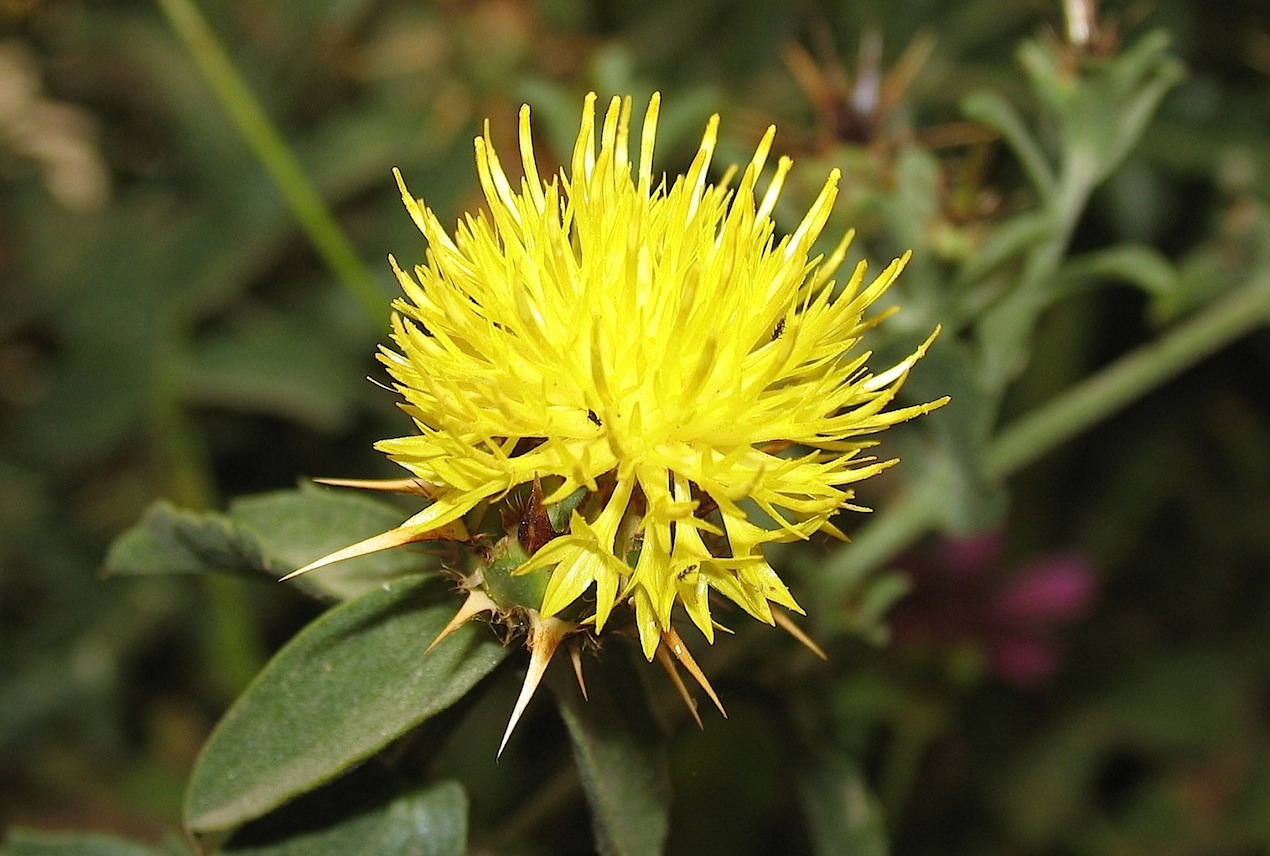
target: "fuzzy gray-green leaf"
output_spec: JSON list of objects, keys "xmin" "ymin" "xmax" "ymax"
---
[
  {"xmin": 103, "ymin": 486, "xmax": 435, "ymax": 602},
  {"xmin": 223, "ymin": 778, "xmax": 468, "ymax": 856},
  {"xmin": 552, "ymin": 648, "xmax": 669, "ymax": 856},
  {"xmin": 184, "ymin": 576, "xmax": 507, "ymax": 834}
]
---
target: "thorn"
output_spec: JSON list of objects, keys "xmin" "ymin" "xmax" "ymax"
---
[
  {"xmin": 818, "ymin": 520, "xmax": 849, "ymax": 542},
  {"xmin": 655, "ymin": 644, "xmax": 703, "ymax": 729},
  {"xmin": 314, "ymin": 476, "xmax": 437, "ymax": 497},
  {"xmin": 498, "ymin": 613, "xmax": 574, "ymax": 758},
  {"xmin": 279, "ymin": 520, "xmax": 470, "ymax": 581},
  {"xmin": 661, "ymin": 626, "xmax": 726, "ymax": 719},
  {"xmin": 773, "ymin": 609, "xmax": 828, "ymax": 660},
  {"xmin": 568, "ymin": 642, "xmax": 589, "ymax": 701},
  {"xmin": 425, "ymin": 589, "xmax": 499, "ymax": 654}
]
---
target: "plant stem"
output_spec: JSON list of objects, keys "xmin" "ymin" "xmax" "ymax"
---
[
  {"xmin": 150, "ymin": 336, "xmax": 267, "ymax": 699},
  {"xmin": 984, "ymin": 274, "xmax": 1270, "ymax": 479},
  {"xmin": 155, "ymin": 0, "xmax": 385, "ymax": 327},
  {"xmin": 978, "ymin": 154, "xmax": 1100, "ymax": 397},
  {"xmin": 830, "ymin": 274, "xmax": 1269, "ymax": 589},
  {"xmin": 820, "ymin": 465, "xmax": 950, "ymax": 599}
]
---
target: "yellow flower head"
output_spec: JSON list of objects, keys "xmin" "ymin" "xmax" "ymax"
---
[{"xmin": 296, "ymin": 92, "xmax": 943, "ymax": 668}]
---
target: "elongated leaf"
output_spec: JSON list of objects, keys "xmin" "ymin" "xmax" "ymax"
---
[
  {"xmin": 231, "ymin": 485, "xmax": 434, "ymax": 601},
  {"xmin": 961, "ymin": 90, "xmax": 1055, "ymax": 202},
  {"xmin": 1093, "ymin": 34, "xmax": 1185, "ymax": 181},
  {"xmin": 1057, "ymin": 244, "xmax": 1177, "ymax": 298},
  {"xmin": 0, "ymin": 831, "xmax": 174, "ymax": 856},
  {"xmin": 954, "ymin": 211, "xmax": 1055, "ymax": 291},
  {"xmin": 104, "ymin": 500, "xmax": 275, "ymax": 581},
  {"xmin": 551, "ymin": 647, "xmax": 669, "ymax": 856},
  {"xmin": 11, "ymin": 201, "xmax": 166, "ymax": 468},
  {"xmin": 185, "ymin": 576, "xmax": 508, "ymax": 833},
  {"xmin": 183, "ymin": 311, "xmax": 361, "ymax": 431},
  {"xmin": 104, "ymin": 486, "xmax": 433, "ymax": 601},
  {"xmin": 225, "ymin": 774, "xmax": 467, "ymax": 856}
]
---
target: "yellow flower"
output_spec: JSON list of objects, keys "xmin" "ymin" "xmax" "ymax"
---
[{"xmin": 290, "ymin": 92, "xmax": 944, "ymax": 745}]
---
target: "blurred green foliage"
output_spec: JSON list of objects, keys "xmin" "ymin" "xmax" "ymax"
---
[{"xmin": 2, "ymin": 0, "xmax": 1269, "ymax": 854}]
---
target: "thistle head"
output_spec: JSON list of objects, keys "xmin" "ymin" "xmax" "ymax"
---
[{"xmin": 286, "ymin": 93, "xmax": 946, "ymax": 750}]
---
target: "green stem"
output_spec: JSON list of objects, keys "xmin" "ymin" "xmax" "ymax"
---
[
  {"xmin": 151, "ymin": 337, "xmax": 268, "ymax": 699},
  {"xmin": 828, "ymin": 274, "xmax": 1269, "ymax": 589},
  {"xmin": 984, "ymin": 274, "xmax": 1270, "ymax": 479},
  {"xmin": 978, "ymin": 156, "xmax": 1100, "ymax": 397},
  {"xmin": 879, "ymin": 718, "xmax": 940, "ymax": 829},
  {"xmin": 156, "ymin": 0, "xmax": 385, "ymax": 327},
  {"xmin": 820, "ymin": 465, "xmax": 950, "ymax": 599},
  {"xmin": 150, "ymin": 367, "xmax": 218, "ymax": 512}
]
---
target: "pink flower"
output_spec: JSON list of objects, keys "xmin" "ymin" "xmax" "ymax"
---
[
  {"xmin": 891, "ymin": 533, "xmax": 1096, "ymax": 688},
  {"xmin": 992, "ymin": 554, "xmax": 1096, "ymax": 624}
]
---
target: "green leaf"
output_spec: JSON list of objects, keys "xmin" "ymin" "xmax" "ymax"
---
[
  {"xmin": 184, "ymin": 576, "xmax": 509, "ymax": 834},
  {"xmin": 1, "ymin": 831, "xmax": 174, "ymax": 856},
  {"xmin": 954, "ymin": 211, "xmax": 1056, "ymax": 293},
  {"xmin": 230, "ymin": 485, "xmax": 435, "ymax": 601},
  {"xmin": 10, "ymin": 201, "xmax": 167, "ymax": 467},
  {"xmin": 224, "ymin": 774, "xmax": 467, "ymax": 856},
  {"xmin": 1092, "ymin": 32, "xmax": 1186, "ymax": 182},
  {"xmin": 1017, "ymin": 32, "xmax": 1183, "ymax": 186},
  {"xmin": 182, "ymin": 310, "xmax": 362, "ymax": 431},
  {"xmin": 104, "ymin": 486, "xmax": 435, "ymax": 601},
  {"xmin": 906, "ymin": 340, "xmax": 1009, "ymax": 534},
  {"xmin": 797, "ymin": 757, "xmax": 890, "ymax": 856},
  {"xmin": 876, "ymin": 147, "xmax": 942, "ymax": 258},
  {"xmin": 961, "ymin": 90, "xmax": 1055, "ymax": 203},
  {"xmin": 851, "ymin": 571, "xmax": 913, "ymax": 646},
  {"xmin": 104, "ymin": 500, "xmax": 275, "ymax": 582},
  {"xmin": 551, "ymin": 646, "xmax": 670, "ymax": 856},
  {"xmin": 1150, "ymin": 244, "xmax": 1237, "ymax": 323},
  {"xmin": 1057, "ymin": 244, "xmax": 1177, "ymax": 298}
]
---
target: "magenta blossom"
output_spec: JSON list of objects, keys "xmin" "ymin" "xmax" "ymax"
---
[{"xmin": 890, "ymin": 532, "xmax": 1096, "ymax": 688}]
